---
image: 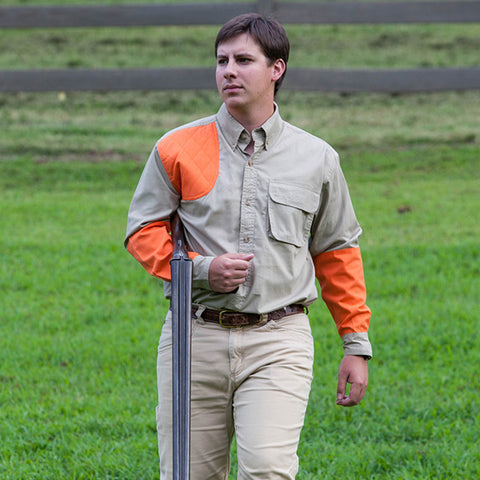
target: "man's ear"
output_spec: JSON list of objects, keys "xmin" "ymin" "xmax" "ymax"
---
[{"xmin": 271, "ymin": 59, "xmax": 286, "ymax": 82}]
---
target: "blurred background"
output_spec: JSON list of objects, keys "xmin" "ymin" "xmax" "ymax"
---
[{"xmin": 1, "ymin": 1, "xmax": 479, "ymax": 478}]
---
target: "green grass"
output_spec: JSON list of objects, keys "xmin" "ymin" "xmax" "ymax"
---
[
  {"xmin": 0, "ymin": 160, "xmax": 161, "ymax": 479},
  {"xmin": 1, "ymin": 24, "xmax": 479, "ymax": 70},
  {"xmin": 1, "ymin": 144, "xmax": 479, "ymax": 479},
  {"xmin": 1, "ymin": 90, "xmax": 479, "ymax": 163}
]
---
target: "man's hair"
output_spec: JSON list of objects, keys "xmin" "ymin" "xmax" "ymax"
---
[{"xmin": 215, "ymin": 13, "xmax": 290, "ymax": 96}]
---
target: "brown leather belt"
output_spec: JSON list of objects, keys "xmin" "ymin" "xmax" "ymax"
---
[{"xmin": 192, "ymin": 304, "xmax": 306, "ymax": 328}]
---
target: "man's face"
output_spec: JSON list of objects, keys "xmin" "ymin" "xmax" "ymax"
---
[{"xmin": 216, "ymin": 33, "xmax": 284, "ymax": 116}]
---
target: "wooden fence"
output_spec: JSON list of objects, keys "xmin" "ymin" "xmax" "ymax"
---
[{"xmin": 1, "ymin": 1, "xmax": 479, "ymax": 93}]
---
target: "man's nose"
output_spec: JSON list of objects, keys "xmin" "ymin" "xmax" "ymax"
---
[{"xmin": 224, "ymin": 60, "xmax": 237, "ymax": 78}]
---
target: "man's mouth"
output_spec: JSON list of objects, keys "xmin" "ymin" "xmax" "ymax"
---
[{"xmin": 224, "ymin": 84, "xmax": 242, "ymax": 92}]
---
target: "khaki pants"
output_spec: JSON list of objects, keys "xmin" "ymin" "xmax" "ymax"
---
[{"xmin": 156, "ymin": 310, "xmax": 314, "ymax": 480}]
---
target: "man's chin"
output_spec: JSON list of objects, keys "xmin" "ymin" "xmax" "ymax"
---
[{"xmin": 223, "ymin": 96, "xmax": 247, "ymax": 110}]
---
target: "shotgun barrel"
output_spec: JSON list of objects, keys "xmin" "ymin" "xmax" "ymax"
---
[{"xmin": 170, "ymin": 213, "xmax": 192, "ymax": 480}]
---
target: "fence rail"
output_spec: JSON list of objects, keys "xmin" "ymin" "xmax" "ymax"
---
[
  {"xmin": 1, "ymin": 1, "xmax": 479, "ymax": 93},
  {"xmin": 1, "ymin": 1, "xmax": 480, "ymax": 28},
  {"xmin": 1, "ymin": 67, "xmax": 480, "ymax": 94}
]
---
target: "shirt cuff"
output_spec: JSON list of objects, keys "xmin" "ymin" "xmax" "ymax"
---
[
  {"xmin": 342, "ymin": 332, "xmax": 373, "ymax": 360},
  {"xmin": 192, "ymin": 255, "xmax": 215, "ymax": 290}
]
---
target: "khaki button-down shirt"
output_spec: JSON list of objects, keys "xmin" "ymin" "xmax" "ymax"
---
[{"xmin": 126, "ymin": 104, "xmax": 371, "ymax": 357}]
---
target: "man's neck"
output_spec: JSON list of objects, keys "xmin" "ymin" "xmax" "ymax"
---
[{"xmin": 227, "ymin": 104, "xmax": 275, "ymax": 134}]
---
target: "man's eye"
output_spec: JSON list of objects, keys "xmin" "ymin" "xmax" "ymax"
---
[{"xmin": 217, "ymin": 59, "xmax": 227, "ymax": 65}]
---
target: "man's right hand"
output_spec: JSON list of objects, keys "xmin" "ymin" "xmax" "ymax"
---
[{"xmin": 208, "ymin": 253, "xmax": 254, "ymax": 293}]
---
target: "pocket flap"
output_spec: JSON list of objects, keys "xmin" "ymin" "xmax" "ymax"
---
[{"xmin": 269, "ymin": 183, "xmax": 319, "ymax": 213}]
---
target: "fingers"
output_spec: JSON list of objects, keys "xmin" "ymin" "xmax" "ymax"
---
[
  {"xmin": 209, "ymin": 253, "xmax": 254, "ymax": 293},
  {"xmin": 336, "ymin": 355, "xmax": 368, "ymax": 407},
  {"xmin": 336, "ymin": 382, "xmax": 366, "ymax": 407}
]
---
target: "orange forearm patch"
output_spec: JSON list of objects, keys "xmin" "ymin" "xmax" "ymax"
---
[
  {"xmin": 127, "ymin": 221, "xmax": 173, "ymax": 281},
  {"xmin": 314, "ymin": 247, "xmax": 371, "ymax": 336},
  {"xmin": 127, "ymin": 221, "xmax": 199, "ymax": 281}
]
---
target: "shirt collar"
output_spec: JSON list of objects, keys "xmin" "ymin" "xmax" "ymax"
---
[{"xmin": 217, "ymin": 103, "xmax": 283, "ymax": 152}]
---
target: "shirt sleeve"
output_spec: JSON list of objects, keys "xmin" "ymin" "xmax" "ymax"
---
[
  {"xmin": 124, "ymin": 146, "xmax": 179, "ymax": 244},
  {"xmin": 310, "ymin": 149, "xmax": 372, "ymax": 359},
  {"xmin": 124, "ymin": 145, "xmax": 211, "ymax": 287}
]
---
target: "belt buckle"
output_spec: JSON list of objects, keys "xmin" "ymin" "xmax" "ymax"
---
[
  {"xmin": 218, "ymin": 311, "xmax": 266, "ymax": 328},
  {"xmin": 218, "ymin": 310, "xmax": 234, "ymax": 328}
]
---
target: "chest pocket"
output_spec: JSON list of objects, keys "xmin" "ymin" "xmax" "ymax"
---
[{"xmin": 268, "ymin": 182, "xmax": 319, "ymax": 247}]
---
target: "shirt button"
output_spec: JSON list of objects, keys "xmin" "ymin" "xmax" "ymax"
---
[
  {"xmin": 245, "ymin": 200, "xmax": 251, "ymax": 206},
  {"xmin": 248, "ymin": 160, "xmax": 253, "ymax": 166},
  {"xmin": 243, "ymin": 237, "xmax": 249, "ymax": 243}
]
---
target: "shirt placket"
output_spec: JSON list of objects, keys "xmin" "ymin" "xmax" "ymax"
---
[{"xmin": 237, "ymin": 148, "xmax": 259, "ymax": 291}]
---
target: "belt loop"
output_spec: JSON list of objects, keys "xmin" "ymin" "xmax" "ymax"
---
[{"xmin": 193, "ymin": 305, "xmax": 206, "ymax": 319}]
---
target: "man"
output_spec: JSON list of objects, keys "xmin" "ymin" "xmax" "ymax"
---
[{"xmin": 125, "ymin": 13, "xmax": 372, "ymax": 480}]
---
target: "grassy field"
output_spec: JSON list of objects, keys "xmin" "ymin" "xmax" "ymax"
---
[
  {"xmin": 1, "ymin": 1, "xmax": 480, "ymax": 478},
  {"xmin": 1, "ymin": 24, "xmax": 479, "ymax": 70},
  {"xmin": 1, "ymin": 129, "xmax": 478, "ymax": 480}
]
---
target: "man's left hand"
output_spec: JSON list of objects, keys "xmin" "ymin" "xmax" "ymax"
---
[{"xmin": 336, "ymin": 355, "xmax": 368, "ymax": 407}]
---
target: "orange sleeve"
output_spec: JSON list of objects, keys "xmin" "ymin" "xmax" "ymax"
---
[
  {"xmin": 313, "ymin": 247, "xmax": 370, "ymax": 337},
  {"xmin": 127, "ymin": 221, "xmax": 198, "ymax": 281}
]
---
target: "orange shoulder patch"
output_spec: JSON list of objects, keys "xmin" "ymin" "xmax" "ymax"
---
[{"xmin": 156, "ymin": 121, "xmax": 219, "ymax": 201}]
